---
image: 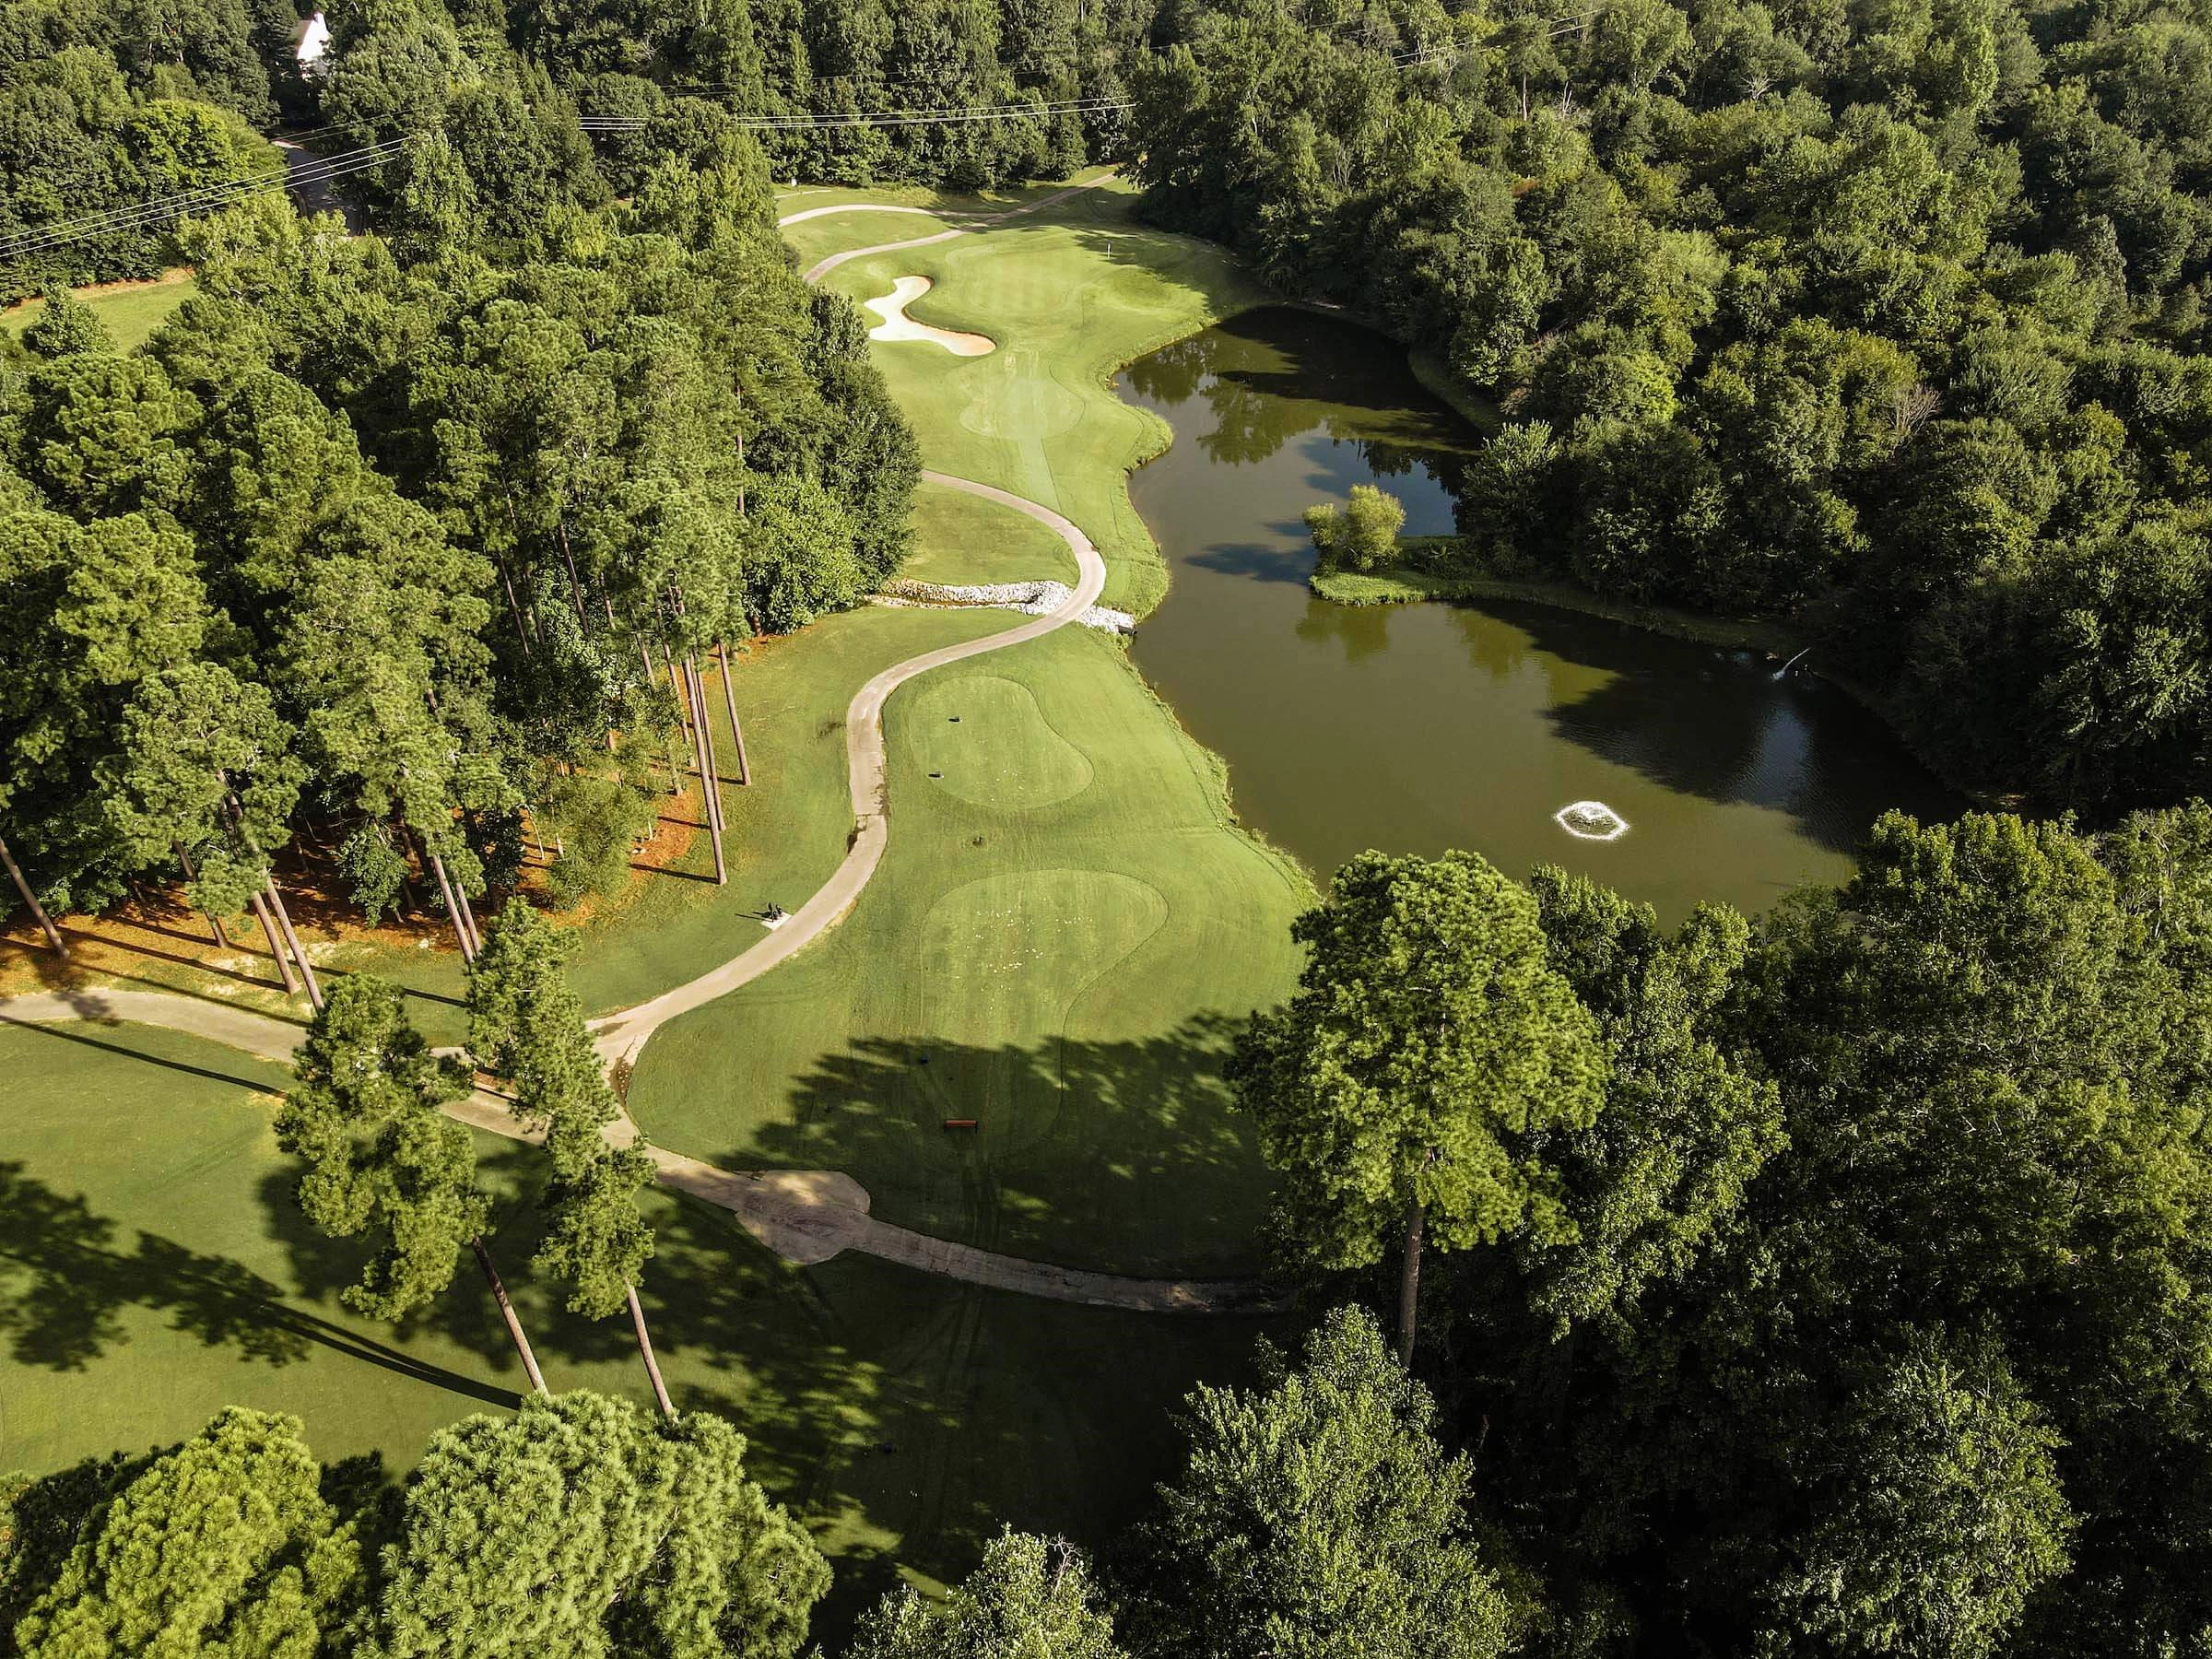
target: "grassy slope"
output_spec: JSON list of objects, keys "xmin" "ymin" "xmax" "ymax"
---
[
  {"xmin": 0, "ymin": 1019, "xmax": 1273, "ymax": 1630},
  {"xmin": 624, "ymin": 182, "xmax": 1310, "ymax": 1275},
  {"xmin": 1, "ymin": 274, "xmax": 194, "ymax": 349},
  {"xmin": 816, "ymin": 182, "xmax": 1268, "ymax": 615}
]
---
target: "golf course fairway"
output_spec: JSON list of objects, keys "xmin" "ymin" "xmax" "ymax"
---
[
  {"xmin": 0, "ymin": 173, "xmax": 1311, "ymax": 1627},
  {"xmin": 624, "ymin": 176, "xmax": 1310, "ymax": 1274}
]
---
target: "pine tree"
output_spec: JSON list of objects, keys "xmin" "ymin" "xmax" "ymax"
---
[
  {"xmin": 469, "ymin": 898, "xmax": 667, "ymax": 1413},
  {"xmin": 276, "ymin": 973, "xmax": 547, "ymax": 1394},
  {"xmin": 12, "ymin": 1408, "xmax": 363, "ymax": 1658},
  {"xmin": 370, "ymin": 1392, "xmax": 828, "ymax": 1658}
]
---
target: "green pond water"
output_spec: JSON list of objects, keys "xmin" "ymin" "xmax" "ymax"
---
[{"xmin": 1119, "ymin": 306, "xmax": 1960, "ymax": 921}]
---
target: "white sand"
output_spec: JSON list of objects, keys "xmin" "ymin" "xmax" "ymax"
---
[{"xmin": 865, "ymin": 276, "xmax": 995, "ymax": 356}]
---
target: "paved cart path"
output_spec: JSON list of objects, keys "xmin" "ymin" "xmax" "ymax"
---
[{"xmin": 0, "ymin": 173, "xmax": 1286, "ymax": 1314}]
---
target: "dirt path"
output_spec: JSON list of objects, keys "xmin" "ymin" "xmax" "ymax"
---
[{"xmin": 0, "ymin": 174, "xmax": 1286, "ymax": 1317}]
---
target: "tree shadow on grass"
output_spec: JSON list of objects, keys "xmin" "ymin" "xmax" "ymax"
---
[
  {"xmin": 254, "ymin": 1124, "xmax": 1273, "ymax": 1644},
  {"xmin": 702, "ymin": 1016, "xmax": 1274, "ymax": 1279},
  {"xmin": 0, "ymin": 1161, "xmax": 512, "ymax": 1406},
  {"xmin": 1, "ymin": 1018, "xmax": 281, "ymax": 1092}
]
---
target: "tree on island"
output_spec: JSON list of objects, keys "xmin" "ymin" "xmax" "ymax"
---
[
  {"xmin": 467, "ymin": 896, "xmax": 670, "ymax": 1415},
  {"xmin": 1227, "ymin": 849, "xmax": 1606, "ymax": 1359},
  {"xmin": 1302, "ymin": 484, "xmax": 1406, "ymax": 575},
  {"xmin": 275, "ymin": 973, "xmax": 549, "ymax": 1395}
]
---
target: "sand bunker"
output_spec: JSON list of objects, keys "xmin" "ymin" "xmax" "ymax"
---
[{"xmin": 865, "ymin": 276, "xmax": 995, "ymax": 356}]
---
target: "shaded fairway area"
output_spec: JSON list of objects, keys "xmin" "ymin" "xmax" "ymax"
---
[{"xmin": 0, "ymin": 1020, "xmax": 1277, "ymax": 1634}]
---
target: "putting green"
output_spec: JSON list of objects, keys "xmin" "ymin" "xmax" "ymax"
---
[{"xmin": 906, "ymin": 676, "xmax": 1094, "ymax": 811}]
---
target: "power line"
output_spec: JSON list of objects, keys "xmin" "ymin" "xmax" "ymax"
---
[
  {"xmin": 3, "ymin": 93, "xmax": 1135, "ymax": 262},
  {"xmin": 0, "ymin": 141, "xmax": 411, "ymax": 261},
  {"xmin": 577, "ymin": 97, "xmax": 1131, "ymax": 134}
]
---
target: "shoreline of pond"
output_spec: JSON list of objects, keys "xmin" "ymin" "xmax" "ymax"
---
[
  {"xmin": 1225, "ymin": 286, "xmax": 2003, "ymax": 819},
  {"xmin": 1306, "ymin": 557, "xmax": 2010, "ymax": 817}
]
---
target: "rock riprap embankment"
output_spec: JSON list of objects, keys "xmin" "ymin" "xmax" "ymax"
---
[{"xmin": 878, "ymin": 577, "xmax": 1135, "ymax": 635}]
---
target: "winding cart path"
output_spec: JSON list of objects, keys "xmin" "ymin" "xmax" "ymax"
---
[{"xmin": 1, "ymin": 176, "xmax": 1286, "ymax": 1316}]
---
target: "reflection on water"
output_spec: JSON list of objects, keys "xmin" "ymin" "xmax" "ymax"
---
[{"xmin": 1120, "ymin": 306, "xmax": 1960, "ymax": 920}]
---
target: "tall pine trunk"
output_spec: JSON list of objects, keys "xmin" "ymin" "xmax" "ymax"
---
[
  {"xmin": 1398, "ymin": 1194, "xmax": 1424, "ymax": 1366},
  {"xmin": 471, "ymin": 1235, "xmax": 547, "ymax": 1396},
  {"xmin": 683, "ymin": 657, "xmax": 727, "ymax": 886},
  {"xmin": 628, "ymin": 1281, "xmax": 676, "ymax": 1418},
  {"xmin": 0, "ymin": 833, "xmax": 66, "ymax": 960},
  {"xmin": 265, "ymin": 879, "xmax": 323, "ymax": 1011},
  {"xmin": 427, "ymin": 847, "xmax": 475, "ymax": 961},
  {"xmin": 718, "ymin": 641, "xmax": 750, "ymax": 785},
  {"xmin": 655, "ymin": 636, "xmax": 688, "ymax": 796},
  {"xmin": 250, "ymin": 890, "xmax": 300, "ymax": 994},
  {"xmin": 174, "ymin": 843, "xmax": 229, "ymax": 947},
  {"xmin": 453, "ymin": 873, "xmax": 482, "ymax": 958}
]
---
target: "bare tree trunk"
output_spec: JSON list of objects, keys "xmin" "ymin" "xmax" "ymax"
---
[
  {"xmin": 0, "ymin": 833, "xmax": 66, "ymax": 960},
  {"xmin": 453, "ymin": 875, "xmax": 482, "ymax": 958},
  {"xmin": 265, "ymin": 879, "xmax": 324, "ymax": 1011},
  {"xmin": 654, "ymin": 636, "xmax": 687, "ymax": 796},
  {"xmin": 491, "ymin": 554, "xmax": 533, "ymax": 656},
  {"xmin": 1398, "ymin": 1194, "xmax": 1425, "ymax": 1366},
  {"xmin": 250, "ymin": 890, "xmax": 300, "ymax": 994},
  {"xmin": 428, "ymin": 849, "xmax": 475, "ymax": 961},
  {"xmin": 174, "ymin": 843, "xmax": 229, "ymax": 947},
  {"xmin": 684, "ymin": 657, "xmax": 727, "ymax": 885},
  {"xmin": 628, "ymin": 1281, "xmax": 676, "ymax": 1418},
  {"xmin": 718, "ymin": 641, "xmax": 750, "ymax": 785},
  {"xmin": 472, "ymin": 1235, "xmax": 547, "ymax": 1396}
]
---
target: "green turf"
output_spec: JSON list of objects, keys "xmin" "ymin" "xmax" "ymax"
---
[
  {"xmin": 626, "ymin": 626, "xmax": 1308, "ymax": 1276},
  {"xmin": 816, "ymin": 180, "xmax": 1269, "ymax": 616},
  {"xmin": 1, "ymin": 274, "xmax": 194, "ymax": 350},
  {"xmin": 0, "ymin": 1019, "xmax": 1277, "ymax": 1635},
  {"xmin": 902, "ymin": 477, "xmax": 1079, "ymax": 588},
  {"xmin": 778, "ymin": 208, "xmax": 959, "ymax": 276},
  {"xmin": 625, "ymin": 183, "xmax": 1311, "ymax": 1276}
]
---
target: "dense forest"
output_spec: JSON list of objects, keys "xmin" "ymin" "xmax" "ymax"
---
[
  {"xmin": 9, "ymin": 2, "xmax": 2212, "ymax": 1656},
  {"xmin": 1, "ymin": 3, "xmax": 916, "ymax": 947},
  {"xmin": 1230, "ymin": 809, "xmax": 2212, "ymax": 1656},
  {"xmin": 1135, "ymin": 0, "xmax": 2212, "ymax": 816}
]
